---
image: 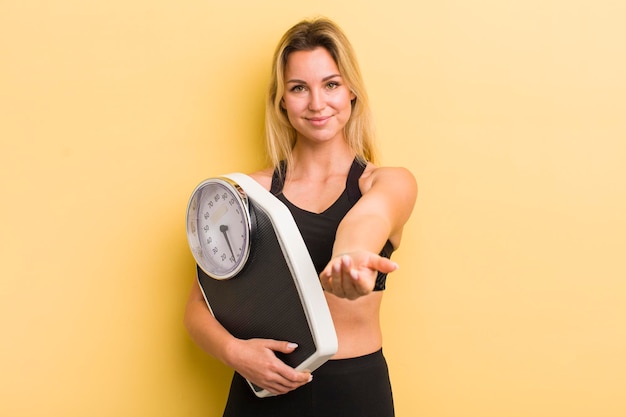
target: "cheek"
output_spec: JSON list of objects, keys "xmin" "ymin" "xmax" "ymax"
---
[
  {"xmin": 281, "ymin": 97, "xmax": 297, "ymax": 112},
  {"xmin": 333, "ymin": 93, "xmax": 354, "ymax": 114},
  {"xmin": 282, "ymin": 98, "xmax": 309, "ymax": 120},
  {"xmin": 281, "ymin": 101, "xmax": 300, "ymax": 125}
]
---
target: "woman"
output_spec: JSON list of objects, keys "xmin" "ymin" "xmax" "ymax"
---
[{"xmin": 184, "ymin": 17, "xmax": 417, "ymax": 416}]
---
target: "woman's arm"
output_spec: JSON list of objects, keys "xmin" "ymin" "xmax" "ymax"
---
[
  {"xmin": 319, "ymin": 166, "xmax": 417, "ymax": 299},
  {"xmin": 184, "ymin": 280, "xmax": 312, "ymax": 394}
]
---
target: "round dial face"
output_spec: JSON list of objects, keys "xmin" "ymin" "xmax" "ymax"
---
[{"xmin": 187, "ymin": 177, "xmax": 252, "ymax": 279}]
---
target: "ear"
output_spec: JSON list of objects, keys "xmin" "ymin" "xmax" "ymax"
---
[
  {"xmin": 349, "ymin": 89, "xmax": 356, "ymax": 102},
  {"xmin": 280, "ymin": 97, "xmax": 286, "ymax": 109}
]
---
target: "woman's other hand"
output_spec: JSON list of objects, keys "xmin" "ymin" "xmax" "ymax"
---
[
  {"xmin": 224, "ymin": 338, "xmax": 312, "ymax": 395},
  {"xmin": 319, "ymin": 251, "xmax": 398, "ymax": 300}
]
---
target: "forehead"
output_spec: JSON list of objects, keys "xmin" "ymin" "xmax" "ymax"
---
[{"xmin": 284, "ymin": 47, "xmax": 340, "ymax": 79}]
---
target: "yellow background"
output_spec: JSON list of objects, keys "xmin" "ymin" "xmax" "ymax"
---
[{"xmin": 1, "ymin": 1, "xmax": 625, "ymax": 416}]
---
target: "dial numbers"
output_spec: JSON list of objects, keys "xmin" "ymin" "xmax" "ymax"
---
[{"xmin": 187, "ymin": 178, "xmax": 252, "ymax": 279}]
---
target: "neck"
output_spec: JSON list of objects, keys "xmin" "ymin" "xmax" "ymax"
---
[{"xmin": 289, "ymin": 144, "xmax": 355, "ymax": 180}]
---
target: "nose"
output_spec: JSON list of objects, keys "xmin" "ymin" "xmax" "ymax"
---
[{"xmin": 308, "ymin": 89, "xmax": 325, "ymax": 112}]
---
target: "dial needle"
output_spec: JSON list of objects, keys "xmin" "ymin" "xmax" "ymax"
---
[{"xmin": 220, "ymin": 225, "xmax": 236, "ymax": 262}]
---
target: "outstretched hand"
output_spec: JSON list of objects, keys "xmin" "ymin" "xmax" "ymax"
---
[
  {"xmin": 227, "ymin": 338, "xmax": 312, "ymax": 395},
  {"xmin": 319, "ymin": 251, "xmax": 398, "ymax": 300}
]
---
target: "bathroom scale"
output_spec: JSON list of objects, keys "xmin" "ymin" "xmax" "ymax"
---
[{"xmin": 186, "ymin": 173, "xmax": 338, "ymax": 397}]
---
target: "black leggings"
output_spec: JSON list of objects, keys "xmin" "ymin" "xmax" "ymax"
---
[{"xmin": 222, "ymin": 349, "xmax": 394, "ymax": 417}]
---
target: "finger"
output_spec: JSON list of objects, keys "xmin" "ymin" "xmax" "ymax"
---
[
  {"xmin": 319, "ymin": 268, "xmax": 332, "ymax": 291},
  {"xmin": 330, "ymin": 258, "xmax": 346, "ymax": 297},
  {"xmin": 339, "ymin": 256, "xmax": 362, "ymax": 299},
  {"xmin": 275, "ymin": 366, "xmax": 313, "ymax": 385},
  {"xmin": 255, "ymin": 341, "xmax": 312, "ymax": 394},
  {"xmin": 266, "ymin": 340, "xmax": 299, "ymax": 354},
  {"xmin": 368, "ymin": 255, "xmax": 399, "ymax": 274},
  {"xmin": 265, "ymin": 341, "xmax": 312, "ymax": 383},
  {"xmin": 341, "ymin": 256, "xmax": 373, "ymax": 299},
  {"xmin": 265, "ymin": 375, "xmax": 313, "ymax": 395},
  {"xmin": 263, "ymin": 372, "xmax": 309, "ymax": 395},
  {"xmin": 348, "ymin": 262, "xmax": 376, "ymax": 297},
  {"xmin": 329, "ymin": 256, "xmax": 365, "ymax": 299},
  {"xmin": 264, "ymin": 363, "xmax": 311, "ymax": 396}
]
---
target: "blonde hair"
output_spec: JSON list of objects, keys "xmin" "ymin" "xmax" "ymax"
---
[{"xmin": 265, "ymin": 17, "xmax": 377, "ymax": 169}]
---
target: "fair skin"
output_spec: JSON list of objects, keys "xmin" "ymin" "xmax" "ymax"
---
[{"xmin": 184, "ymin": 47, "xmax": 417, "ymax": 395}]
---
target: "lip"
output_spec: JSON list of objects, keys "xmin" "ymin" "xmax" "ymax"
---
[{"xmin": 305, "ymin": 116, "xmax": 331, "ymax": 126}]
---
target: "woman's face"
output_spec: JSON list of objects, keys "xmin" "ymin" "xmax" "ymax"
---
[{"xmin": 282, "ymin": 47, "xmax": 355, "ymax": 144}]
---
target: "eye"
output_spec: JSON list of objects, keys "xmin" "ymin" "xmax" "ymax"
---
[
  {"xmin": 290, "ymin": 85, "xmax": 306, "ymax": 93},
  {"xmin": 326, "ymin": 81, "xmax": 340, "ymax": 89}
]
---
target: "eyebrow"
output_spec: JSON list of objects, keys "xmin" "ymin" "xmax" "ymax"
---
[{"xmin": 286, "ymin": 74, "xmax": 342, "ymax": 84}]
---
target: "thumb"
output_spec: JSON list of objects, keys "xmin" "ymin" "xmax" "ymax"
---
[
  {"xmin": 369, "ymin": 255, "xmax": 399, "ymax": 274},
  {"xmin": 267, "ymin": 340, "xmax": 299, "ymax": 354}
]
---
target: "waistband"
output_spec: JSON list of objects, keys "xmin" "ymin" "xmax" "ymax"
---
[{"xmin": 315, "ymin": 349, "xmax": 386, "ymax": 375}]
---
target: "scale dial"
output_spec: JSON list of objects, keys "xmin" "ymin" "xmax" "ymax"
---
[{"xmin": 187, "ymin": 177, "xmax": 252, "ymax": 279}]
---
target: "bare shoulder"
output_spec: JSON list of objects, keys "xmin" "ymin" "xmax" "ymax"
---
[
  {"xmin": 248, "ymin": 167, "xmax": 274, "ymax": 191},
  {"xmin": 360, "ymin": 164, "xmax": 417, "ymax": 197}
]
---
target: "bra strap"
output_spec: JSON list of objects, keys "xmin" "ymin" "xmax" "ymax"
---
[
  {"xmin": 346, "ymin": 158, "xmax": 367, "ymax": 205},
  {"xmin": 270, "ymin": 160, "xmax": 287, "ymax": 195}
]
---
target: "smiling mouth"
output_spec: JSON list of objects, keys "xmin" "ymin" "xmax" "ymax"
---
[{"xmin": 306, "ymin": 116, "xmax": 331, "ymax": 125}]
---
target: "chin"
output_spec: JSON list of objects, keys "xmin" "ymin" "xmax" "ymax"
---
[{"xmin": 298, "ymin": 129, "xmax": 344, "ymax": 143}]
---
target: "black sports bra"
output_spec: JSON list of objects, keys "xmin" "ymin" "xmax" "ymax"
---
[{"xmin": 270, "ymin": 158, "xmax": 394, "ymax": 291}]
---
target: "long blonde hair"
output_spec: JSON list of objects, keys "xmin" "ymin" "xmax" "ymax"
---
[{"xmin": 265, "ymin": 17, "xmax": 377, "ymax": 169}]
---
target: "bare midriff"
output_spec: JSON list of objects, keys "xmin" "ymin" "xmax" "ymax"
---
[{"xmin": 325, "ymin": 291, "xmax": 383, "ymax": 359}]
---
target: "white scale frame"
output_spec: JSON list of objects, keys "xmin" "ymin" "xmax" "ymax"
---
[{"xmin": 186, "ymin": 173, "xmax": 338, "ymax": 397}]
